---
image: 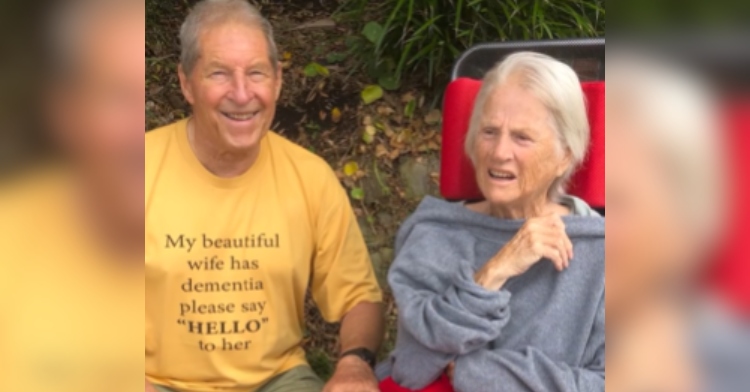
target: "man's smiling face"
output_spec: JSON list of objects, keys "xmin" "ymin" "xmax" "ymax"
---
[{"xmin": 179, "ymin": 21, "xmax": 281, "ymax": 153}]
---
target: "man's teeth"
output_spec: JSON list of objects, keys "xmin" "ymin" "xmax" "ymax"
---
[
  {"xmin": 224, "ymin": 112, "xmax": 257, "ymax": 121},
  {"xmin": 489, "ymin": 170, "xmax": 514, "ymax": 179}
]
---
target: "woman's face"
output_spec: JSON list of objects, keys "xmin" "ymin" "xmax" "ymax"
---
[
  {"xmin": 606, "ymin": 127, "xmax": 694, "ymax": 313},
  {"xmin": 473, "ymin": 81, "xmax": 570, "ymax": 210}
]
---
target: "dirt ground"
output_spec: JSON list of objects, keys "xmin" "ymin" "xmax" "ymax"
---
[{"xmin": 146, "ymin": 0, "xmax": 444, "ymax": 378}]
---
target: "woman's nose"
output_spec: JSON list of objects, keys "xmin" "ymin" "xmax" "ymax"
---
[{"xmin": 492, "ymin": 136, "xmax": 513, "ymax": 160}]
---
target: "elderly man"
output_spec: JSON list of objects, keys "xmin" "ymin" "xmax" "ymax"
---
[{"xmin": 145, "ymin": 1, "xmax": 384, "ymax": 392}]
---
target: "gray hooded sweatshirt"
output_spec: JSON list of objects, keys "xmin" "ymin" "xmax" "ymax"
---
[{"xmin": 378, "ymin": 196, "xmax": 605, "ymax": 392}]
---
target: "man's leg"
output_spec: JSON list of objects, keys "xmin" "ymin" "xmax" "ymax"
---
[
  {"xmin": 257, "ymin": 366, "xmax": 325, "ymax": 392},
  {"xmin": 153, "ymin": 385, "xmax": 177, "ymax": 392}
]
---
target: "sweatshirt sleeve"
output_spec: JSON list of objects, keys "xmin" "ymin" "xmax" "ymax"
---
[
  {"xmin": 388, "ymin": 225, "xmax": 512, "ymax": 355},
  {"xmin": 390, "ymin": 323, "xmax": 455, "ymax": 389},
  {"xmin": 451, "ymin": 294, "xmax": 606, "ymax": 392}
]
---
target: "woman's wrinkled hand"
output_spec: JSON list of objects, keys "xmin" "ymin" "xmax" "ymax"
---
[
  {"xmin": 475, "ymin": 213, "xmax": 573, "ymax": 290},
  {"xmin": 446, "ymin": 362, "xmax": 456, "ymax": 383}
]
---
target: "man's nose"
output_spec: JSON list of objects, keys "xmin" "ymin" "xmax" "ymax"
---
[{"xmin": 228, "ymin": 72, "xmax": 252, "ymax": 105}]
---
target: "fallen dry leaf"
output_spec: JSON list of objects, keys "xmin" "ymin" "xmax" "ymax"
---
[
  {"xmin": 425, "ymin": 109, "xmax": 442, "ymax": 125},
  {"xmin": 331, "ymin": 107, "xmax": 342, "ymax": 123}
]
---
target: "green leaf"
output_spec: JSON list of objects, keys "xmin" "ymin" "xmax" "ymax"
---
[
  {"xmin": 361, "ymin": 85, "xmax": 384, "ymax": 105},
  {"xmin": 378, "ymin": 75, "xmax": 400, "ymax": 91},
  {"xmin": 404, "ymin": 99, "xmax": 416, "ymax": 118},
  {"xmin": 303, "ymin": 62, "xmax": 329, "ymax": 77},
  {"xmin": 304, "ymin": 63, "xmax": 319, "ymax": 77},
  {"xmin": 326, "ymin": 52, "xmax": 348, "ymax": 63},
  {"xmin": 350, "ymin": 187, "xmax": 365, "ymax": 200},
  {"xmin": 344, "ymin": 35, "xmax": 361, "ymax": 48},
  {"xmin": 362, "ymin": 131, "xmax": 374, "ymax": 144},
  {"xmin": 362, "ymin": 21, "xmax": 384, "ymax": 44}
]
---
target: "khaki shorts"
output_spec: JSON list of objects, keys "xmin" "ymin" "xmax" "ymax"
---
[{"xmin": 153, "ymin": 366, "xmax": 324, "ymax": 392}]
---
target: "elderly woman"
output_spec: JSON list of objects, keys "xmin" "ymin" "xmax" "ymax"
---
[{"xmin": 377, "ymin": 52, "xmax": 605, "ymax": 392}]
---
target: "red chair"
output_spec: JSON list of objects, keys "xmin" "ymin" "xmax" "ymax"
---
[
  {"xmin": 379, "ymin": 375, "xmax": 454, "ymax": 392},
  {"xmin": 706, "ymin": 101, "xmax": 750, "ymax": 316}
]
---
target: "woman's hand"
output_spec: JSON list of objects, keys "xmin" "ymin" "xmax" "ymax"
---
[
  {"xmin": 446, "ymin": 362, "xmax": 456, "ymax": 383},
  {"xmin": 475, "ymin": 213, "xmax": 573, "ymax": 290}
]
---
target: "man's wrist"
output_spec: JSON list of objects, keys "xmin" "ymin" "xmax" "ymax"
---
[{"xmin": 339, "ymin": 347, "xmax": 377, "ymax": 369}]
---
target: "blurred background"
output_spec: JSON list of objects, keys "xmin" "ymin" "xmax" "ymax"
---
[{"xmin": 607, "ymin": 1, "xmax": 750, "ymax": 391}]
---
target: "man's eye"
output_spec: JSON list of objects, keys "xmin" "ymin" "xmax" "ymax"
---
[{"xmin": 210, "ymin": 71, "xmax": 226, "ymax": 77}]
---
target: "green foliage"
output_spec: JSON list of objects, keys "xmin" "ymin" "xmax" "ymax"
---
[
  {"xmin": 306, "ymin": 348, "xmax": 335, "ymax": 381},
  {"xmin": 336, "ymin": 0, "xmax": 605, "ymax": 88}
]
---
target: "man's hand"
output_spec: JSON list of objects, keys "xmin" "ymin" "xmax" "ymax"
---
[
  {"xmin": 145, "ymin": 378, "xmax": 157, "ymax": 392},
  {"xmin": 323, "ymin": 355, "xmax": 379, "ymax": 392}
]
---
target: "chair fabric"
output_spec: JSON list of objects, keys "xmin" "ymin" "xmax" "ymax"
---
[
  {"xmin": 707, "ymin": 102, "xmax": 750, "ymax": 316},
  {"xmin": 379, "ymin": 375, "xmax": 454, "ymax": 392}
]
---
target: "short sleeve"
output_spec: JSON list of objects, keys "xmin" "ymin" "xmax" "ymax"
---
[{"xmin": 309, "ymin": 169, "xmax": 383, "ymax": 322}]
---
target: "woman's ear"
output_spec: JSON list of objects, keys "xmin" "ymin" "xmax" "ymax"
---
[{"xmin": 557, "ymin": 147, "xmax": 574, "ymax": 177}]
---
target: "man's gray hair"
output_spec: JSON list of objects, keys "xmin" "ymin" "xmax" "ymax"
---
[
  {"xmin": 464, "ymin": 51, "xmax": 590, "ymax": 201},
  {"xmin": 180, "ymin": 0, "xmax": 279, "ymax": 76}
]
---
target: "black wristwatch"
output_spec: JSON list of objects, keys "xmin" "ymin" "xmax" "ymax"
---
[{"xmin": 340, "ymin": 347, "xmax": 377, "ymax": 369}]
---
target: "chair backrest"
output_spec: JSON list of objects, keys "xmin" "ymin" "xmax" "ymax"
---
[
  {"xmin": 452, "ymin": 38, "xmax": 605, "ymax": 81},
  {"xmin": 706, "ymin": 101, "xmax": 750, "ymax": 315}
]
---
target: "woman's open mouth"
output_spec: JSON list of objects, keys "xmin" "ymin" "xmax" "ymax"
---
[{"xmin": 488, "ymin": 169, "xmax": 516, "ymax": 183}]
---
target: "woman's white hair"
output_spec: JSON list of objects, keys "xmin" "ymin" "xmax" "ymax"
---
[
  {"xmin": 464, "ymin": 51, "xmax": 590, "ymax": 201},
  {"xmin": 607, "ymin": 52, "xmax": 725, "ymax": 244}
]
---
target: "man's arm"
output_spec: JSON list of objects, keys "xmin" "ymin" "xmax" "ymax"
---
[
  {"xmin": 339, "ymin": 301, "xmax": 384, "ymax": 354},
  {"xmin": 323, "ymin": 301, "xmax": 384, "ymax": 392}
]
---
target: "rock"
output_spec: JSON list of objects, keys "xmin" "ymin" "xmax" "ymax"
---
[
  {"xmin": 379, "ymin": 247, "xmax": 394, "ymax": 265},
  {"xmin": 398, "ymin": 156, "xmax": 440, "ymax": 200},
  {"xmin": 361, "ymin": 170, "xmax": 390, "ymax": 205},
  {"xmin": 357, "ymin": 216, "xmax": 377, "ymax": 247},
  {"xmin": 376, "ymin": 212, "xmax": 394, "ymax": 229},
  {"xmin": 369, "ymin": 252, "xmax": 388, "ymax": 290}
]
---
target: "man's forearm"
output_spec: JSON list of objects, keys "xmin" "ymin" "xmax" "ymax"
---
[{"xmin": 339, "ymin": 301, "xmax": 384, "ymax": 354}]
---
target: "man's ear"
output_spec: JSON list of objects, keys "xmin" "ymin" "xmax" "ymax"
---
[
  {"xmin": 178, "ymin": 64, "xmax": 195, "ymax": 105},
  {"xmin": 274, "ymin": 62, "xmax": 283, "ymax": 101}
]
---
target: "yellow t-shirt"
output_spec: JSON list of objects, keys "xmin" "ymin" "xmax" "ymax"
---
[
  {"xmin": 0, "ymin": 169, "xmax": 144, "ymax": 392},
  {"xmin": 145, "ymin": 119, "xmax": 382, "ymax": 392}
]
